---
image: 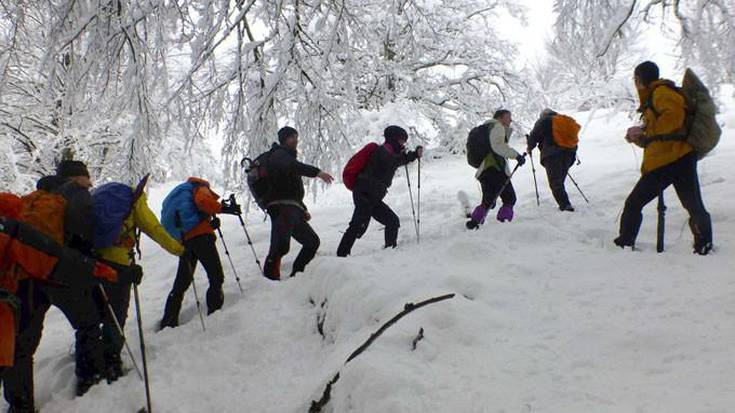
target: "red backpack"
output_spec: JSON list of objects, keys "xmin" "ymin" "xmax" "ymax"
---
[{"xmin": 342, "ymin": 143, "xmax": 380, "ymax": 191}]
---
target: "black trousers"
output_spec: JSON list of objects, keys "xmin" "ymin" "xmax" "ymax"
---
[
  {"xmin": 263, "ymin": 205, "xmax": 320, "ymax": 279},
  {"xmin": 479, "ymin": 167, "xmax": 516, "ymax": 208},
  {"xmin": 3, "ymin": 280, "xmax": 103, "ymax": 410},
  {"xmin": 97, "ymin": 262, "xmax": 133, "ymax": 367},
  {"xmin": 544, "ymin": 151, "xmax": 576, "ymax": 208},
  {"xmin": 337, "ymin": 192, "xmax": 400, "ymax": 257},
  {"xmin": 161, "ymin": 234, "xmax": 224, "ymax": 327},
  {"xmin": 619, "ymin": 151, "xmax": 712, "ymax": 247}
]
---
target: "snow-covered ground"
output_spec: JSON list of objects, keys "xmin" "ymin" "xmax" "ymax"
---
[{"xmin": 4, "ymin": 103, "xmax": 734, "ymax": 413}]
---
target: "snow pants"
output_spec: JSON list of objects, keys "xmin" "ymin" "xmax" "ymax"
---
[
  {"xmin": 3, "ymin": 280, "xmax": 104, "ymax": 410},
  {"xmin": 337, "ymin": 192, "xmax": 399, "ymax": 257},
  {"xmin": 479, "ymin": 167, "xmax": 516, "ymax": 208},
  {"xmin": 161, "ymin": 234, "xmax": 224, "ymax": 328},
  {"xmin": 618, "ymin": 151, "xmax": 712, "ymax": 248},
  {"xmin": 264, "ymin": 205, "xmax": 320, "ymax": 279},
  {"xmin": 543, "ymin": 151, "xmax": 577, "ymax": 208}
]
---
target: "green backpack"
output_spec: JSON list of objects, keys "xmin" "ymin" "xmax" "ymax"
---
[{"xmin": 680, "ymin": 69, "xmax": 721, "ymax": 159}]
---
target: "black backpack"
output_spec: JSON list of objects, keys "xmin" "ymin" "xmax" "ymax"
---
[
  {"xmin": 466, "ymin": 123, "xmax": 492, "ymax": 168},
  {"xmin": 242, "ymin": 149, "xmax": 276, "ymax": 210}
]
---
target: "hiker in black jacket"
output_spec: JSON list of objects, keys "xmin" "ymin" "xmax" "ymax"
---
[
  {"xmin": 527, "ymin": 109, "xmax": 579, "ymax": 211},
  {"xmin": 337, "ymin": 126, "xmax": 423, "ymax": 257},
  {"xmin": 263, "ymin": 127, "xmax": 334, "ymax": 280}
]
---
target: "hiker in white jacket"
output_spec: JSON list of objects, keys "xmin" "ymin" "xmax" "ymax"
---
[{"xmin": 467, "ymin": 109, "xmax": 526, "ymax": 229}]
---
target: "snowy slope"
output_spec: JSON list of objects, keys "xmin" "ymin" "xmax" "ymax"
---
[{"xmin": 5, "ymin": 104, "xmax": 735, "ymax": 413}]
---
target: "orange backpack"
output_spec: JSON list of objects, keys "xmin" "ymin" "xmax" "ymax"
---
[
  {"xmin": 0, "ymin": 193, "xmax": 22, "ymax": 219},
  {"xmin": 551, "ymin": 115, "xmax": 581, "ymax": 149},
  {"xmin": 19, "ymin": 191, "xmax": 67, "ymax": 245}
]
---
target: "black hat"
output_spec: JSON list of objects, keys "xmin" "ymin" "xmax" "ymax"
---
[
  {"xmin": 278, "ymin": 126, "xmax": 298, "ymax": 144},
  {"xmin": 56, "ymin": 160, "xmax": 90, "ymax": 178},
  {"xmin": 634, "ymin": 61, "xmax": 660, "ymax": 85},
  {"xmin": 384, "ymin": 125, "xmax": 408, "ymax": 142}
]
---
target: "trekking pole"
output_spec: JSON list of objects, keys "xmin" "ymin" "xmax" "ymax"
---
[
  {"xmin": 528, "ymin": 149, "xmax": 541, "ymax": 207},
  {"xmin": 656, "ymin": 191, "xmax": 666, "ymax": 253},
  {"xmin": 216, "ymin": 224, "xmax": 244, "ymax": 294},
  {"xmin": 175, "ymin": 212, "xmax": 206, "ymax": 332},
  {"xmin": 132, "ymin": 284, "xmax": 153, "ymax": 413},
  {"xmin": 567, "ymin": 172, "xmax": 590, "ymax": 204},
  {"xmin": 97, "ymin": 284, "xmax": 143, "ymax": 381},
  {"xmin": 228, "ymin": 194, "xmax": 263, "ymax": 275},
  {"xmin": 491, "ymin": 154, "xmax": 526, "ymax": 207},
  {"xmin": 404, "ymin": 164, "xmax": 419, "ymax": 243},
  {"xmin": 417, "ymin": 156, "xmax": 421, "ymax": 243},
  {"xmin": 128, "ymin": 233, "xmax": 152, "ymax": 413}
]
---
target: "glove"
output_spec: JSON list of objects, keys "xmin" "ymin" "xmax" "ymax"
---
[
  {"xmin": 304, "ymin": 211, "xmax": 312, "ymax": 222},
  {"xmin": 124, "ymin": 264, "xmax": 144, "ymax": 285},
  {"xmin": 93, "ymin": 262, "xmax": 118, "ymax": 283},
  {"xmin": 515, "ymin": 154, "xmax": 526, "ymax": 166},
  {"xmin": 210, "ymin": 216, "xmax": 221, "ymax": 229},
  {"xmin": 221, "ymin": 201, "xmax": 242, "ymax": 216}
]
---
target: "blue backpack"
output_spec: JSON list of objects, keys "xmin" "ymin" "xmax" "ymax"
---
[
  {"xmin": 161, "ymin": 181, "xmax": 206, "ymax": 241},
  {"xmin": 92, "ymin": 175, "xmax": 149, "ymax": 249}
]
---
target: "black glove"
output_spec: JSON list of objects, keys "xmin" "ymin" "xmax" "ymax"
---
[
  {"xmin": 210, "ymin": 216, "xmax": 221, "ymax": 230},
  {"xmin": 123, "ymin": 264, "xmax": 144, "ymax": 285},
  {"xmin": 516, "ymin": 154, "xmax": 526, "ymax": 166},
  {"xmin": 221, "ymin": 201, "xmax": 242, "ymax": 215}
]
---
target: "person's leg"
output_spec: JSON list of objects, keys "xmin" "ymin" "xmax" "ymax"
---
[
  {"xmin": 264, "ymin": 206, "xmax": 294, "ymax": 280},
  {"xmin": 371, "ymin": 201, "xmax": 400, "ymax": 248},
  {"xmin": 189, "ymin": 234, "xmax": 225, "ymax": 314},
  {"xmin": 98, "ymin": 271, "xmax": 132, "ymax": 382},
  {"xmin": 161, "ymin": 247, "xmax": 197, "ymax": 328},
  {"xmin": 545, "ymin": 154, "xmax": 572, "ymax": 209},
  {"xmin": 670, "ymin": 153, "xmax": 713, "ymax": 253},
  {"xmin": 617, "ymin": 167, "xmax": 672, "ymax": 246},
  {"xmin": 479, "ymin": 169, "xmax": 503, "ymax": 209},
  {"xmin": 3, "ymin": 281, "xmax": 49, "ymax": 411},
  {"xmin": 44, "ymin": 283, "xmax": 105, "ymax": 396},
  {"xmin": 290, "ymin": 217, "xmax": 321, "ymax": 277},
  {"xmin": 336, "ymin": 194, "xmax": 374, "ymax": 257}
]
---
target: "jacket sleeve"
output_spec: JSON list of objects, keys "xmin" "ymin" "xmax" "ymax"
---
[
  {"xmin": 292, "ymin": 160, "xmax": 320, "ymax": 178},
  {"xmin": 527, "ymin": 119, "xmax": 545, "ymax": 150},
  {"xmin": 132, "ymin": 195, "xmax": 184, "ymax": 256},
  {"xmin": 650, "ymin": 87, "xmax": 686, "ymax": 137},
  {"xmin": 489, "ymin": 124, "xmax": 521, "ymax": 159},
  {"xmin": 397, "ymin": 150, "xmax": 419, "ymax": 167},
  {"xmin": 193, "ymin": 186, "xmax": 223, "ymax": 216}
]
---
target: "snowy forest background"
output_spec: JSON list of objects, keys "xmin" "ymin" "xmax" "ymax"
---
[{"xmin": 1, "ymin": 0, "xmax": 733, "ymax": 193}]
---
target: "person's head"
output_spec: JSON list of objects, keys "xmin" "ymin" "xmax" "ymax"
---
[
  {"xmin": 493, "ymin": 109, "xmax": 512, "ymax": 127},
  {"xmin": 56, "ymin": 160, "xmax": 92, "ymax": 189},
  {"xmin": 278, "ymin": 126, "xmax": 299, "ymax": 150},
  {"xmin": 384, "ymin": 125, "xmax": 408, "ymax": 152},
  {"xmin": 539, "ymin": 108, "xmax": 557, "ymax": 119},
  {"xmin": 634, "ymin": 61, "xmax": 660, "ymax": 89}
]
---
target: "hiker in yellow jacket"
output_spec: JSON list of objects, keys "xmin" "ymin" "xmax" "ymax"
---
[
  {"xmin": 615, "ymin": 61, "xmax": 712, "ymax": 255},
  {"xmin": 96, "ymin": 185, "xmax": 184, "ymax": 382}
]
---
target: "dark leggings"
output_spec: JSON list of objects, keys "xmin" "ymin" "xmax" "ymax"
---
[
  {"xmin": 337, "ymin": 193, "xmax": 400, "ymax": 256},
  {"xmin": 619, "ymin": 151, "xmax": 712, "ymax": 246},
  {"xmin": 544, "ymin": 151, "xmax": 577, "ymax": 208}
]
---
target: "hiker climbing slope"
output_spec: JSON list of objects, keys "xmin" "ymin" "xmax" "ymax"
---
[{"xmin": 337, "ymin": 125, "xmax": 423, "ymax": 257}]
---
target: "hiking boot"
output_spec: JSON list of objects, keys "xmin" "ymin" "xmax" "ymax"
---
[
  {"xmin": 465, "ymin": 219, "xmax": 480, "ymax": 230},
  {"xmin": 6, "ymin": 405, "xmax": 38, "ymax": 413},
  {"xmin": 559, "ymin": 204, "xmax": 575, "ymax": 212},
  {"xmin": 76, "ymin": 373, "xmax": 102, "ymax": 397},
  {"xmin": 496, "ymin": 205, "xmax": 514, "ymax": 222},
  {"xmin": 693, "ymin": 242, "xmax": 713, "ymax": 256},
  {"xmin": 105, "ymin": 354, "xmax": 124, "ymax": 383},
  {"xmin": 613, "ymin": 237, "xmax": 634, "ymax": 249}
]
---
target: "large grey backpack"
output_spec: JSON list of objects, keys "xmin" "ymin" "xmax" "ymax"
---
[{"xmin": 680, "ymin": 69, "xmax": 721, "ymax": 159}]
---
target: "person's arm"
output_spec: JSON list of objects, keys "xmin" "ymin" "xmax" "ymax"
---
[
  {"xmin": 132, "ymin": 195, "xmax": 184, "ymax": 256},
  {"xmin": 527, "ymin": 119, "xmax": 545, "ymax": 151},
  {"xmin": 489, "ymin": 125, "xmax": 521, "ymax": 159},
  {"xmin": 649, "ymin": 87, "xmax": 686, "ymax": 137},
  {"xmin": 291, "ymin": 159, "xmax": 320, "ymax": 178},
  {"xmin": 193, "ymin": 186, "xmax": 223, "ymax": 216}
]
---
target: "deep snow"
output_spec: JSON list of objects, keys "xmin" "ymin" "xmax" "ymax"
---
[{"xmin": 3, "ymin": 104, "xmax": 734, "ymax": 413}]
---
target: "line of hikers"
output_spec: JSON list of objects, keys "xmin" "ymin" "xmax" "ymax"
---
[{"xmin": 0, "ymin": 60, "xmax": 718, "ymax": 413}]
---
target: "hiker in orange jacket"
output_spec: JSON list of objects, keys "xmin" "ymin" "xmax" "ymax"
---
[
  {"xmin": 160, "ymin": 178, "xmax": 240, "ymax": 329},
  {"xmin": 615, "ymin": 61, "xmax": 713, "ymax": 254}
]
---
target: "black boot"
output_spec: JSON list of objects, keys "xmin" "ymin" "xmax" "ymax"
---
[
  {"xmin": 76, "ymin": 373, "xmax": 101, "ymax": 397},
  {"xmin": 159, "ymin": 293, "xmax": 182, "ymax": 330},
  {"xmin": 104, "ymin": 353, "xmax": 124, "ymax": 384}
]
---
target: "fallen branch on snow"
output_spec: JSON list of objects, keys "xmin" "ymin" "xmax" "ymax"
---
[{"xmin": 309, "ymin": 293, "xmax": 455, "ymax": 413}]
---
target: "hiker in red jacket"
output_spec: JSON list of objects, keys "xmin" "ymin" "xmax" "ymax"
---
[{"xmin": 337, "ymin": 126, "xmax": 423, "ymax": 257}]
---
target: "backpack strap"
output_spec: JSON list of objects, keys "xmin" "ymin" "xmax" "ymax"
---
[
  {"xmin": 116, "ymin": 174, "xmax": 150, "ymax": 249},
  {"xmin": 639, "ymin": 83, "xmax": 688, "ymax": 145}
]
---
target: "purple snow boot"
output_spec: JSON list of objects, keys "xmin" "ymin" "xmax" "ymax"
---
[
  {"xmin": 466, "ymin": 205, "xmax": 489, "ymax": 229},
  {"xmin": 496, "ymin": 204, "xmax": 514, "ymax": 222}
]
